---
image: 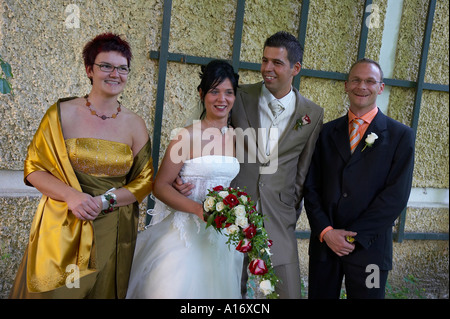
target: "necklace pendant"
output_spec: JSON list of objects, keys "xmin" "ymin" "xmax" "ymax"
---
[
  {"xmin": 100, "ymin": 115, "xmax": 107, "ymax": 120},
  {"xmin": 220, "ymin": 127, "xmax": 228, "ymax": 135}
]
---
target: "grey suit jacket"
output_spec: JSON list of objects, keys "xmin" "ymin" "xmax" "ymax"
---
[{"xmin": 231, "ymin": 82, "xmax": 323, "ymax": 266}]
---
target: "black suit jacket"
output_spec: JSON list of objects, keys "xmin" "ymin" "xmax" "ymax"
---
[{"xmin": 304, "ymin": 109, "xmax": 415, "ymax": 270}]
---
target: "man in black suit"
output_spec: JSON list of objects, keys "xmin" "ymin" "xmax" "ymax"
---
[{"xmin": 304, "ymin": 58, "xmax": 415, "ymax": 299}]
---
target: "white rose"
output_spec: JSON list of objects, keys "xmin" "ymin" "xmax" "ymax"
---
[
  {"xmin": 235, "ymin": 216, "xmax": 249, "ymax": 228},
  {"xmin": 218, "ymin": 191, "xmax": 229, "ymax": 199},
  {"xmin": 216, "ymin": 201, "xmax": 225, "ymax": 212},
  {"xmin": 203, "ymin": 196, "xmax": 215, "ymax": 212},
  {"xmin": 226, "ymin": 224, "xmax": 239, "ymax": 235},
  {"xmin": 233, "ymin": 205, "xmax": 246, "ymax": 218},
  {"xmin": 260, "ymin": 280, "xmax": 274, "ymax": 295},
  {"xmin": 239, "ymin": 195, "xmax": 248, "ymax": 204},
  {"xmin": 365, "ymin": 132, "xmax": 378, "ymax": 145}
]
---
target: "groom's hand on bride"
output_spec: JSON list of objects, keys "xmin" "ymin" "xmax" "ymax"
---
[{"xmin": 173, "ymin": 175, "xmax": 194, "ymax": 196}]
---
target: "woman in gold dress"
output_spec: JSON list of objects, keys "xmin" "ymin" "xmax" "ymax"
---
[{"xmin": 9, "ymin": 33, "xmax": 153, "ymax": 298}]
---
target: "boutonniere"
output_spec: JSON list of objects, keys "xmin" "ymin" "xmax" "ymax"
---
[
  {"xmin": 361, "ymin": 132, "xmax": 378, "ymax": 152},
  {"xmin": 294, "ymin": 114, "xmax": 311, "ymax": 130}
]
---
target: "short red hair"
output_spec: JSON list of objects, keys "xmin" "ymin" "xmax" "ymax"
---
[{"xmin": 82, "ymin": 33, "xmax": 132, "ymax": 69}]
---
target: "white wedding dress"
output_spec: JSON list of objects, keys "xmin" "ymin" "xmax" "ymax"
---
[{"xmin": 126, "ymin": 155, "xmax": 244, "ymax": 299}]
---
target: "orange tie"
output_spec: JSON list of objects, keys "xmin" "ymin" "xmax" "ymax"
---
[{"xmin": 349, "ymin": 119, "xmax": 364, "ymax": 153}]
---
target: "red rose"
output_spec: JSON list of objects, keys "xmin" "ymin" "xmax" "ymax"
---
[
  {"xmin": 237, "ymin": 191, "xmax": 248, "ymax": 197},
  {"xmin": 223, "ymin": 194, "xmax": 239, "ymax": 208},
  {"xmin": 214, "ymin": 215, "xmax": 231, "ymax": 229},
  {"xmin": 302, "ymin": 114, "xmax": 311, "ymax": 125},
  {"xmin": 249, "ymin": 259, "xmax": 268, "ymax": 275},
  {"xmin": 243, "ymin": 224, "xmax": 257, "ymax": 239},
  {"xmin": 213, "ymin": 185, "xmax": 224, "ymax": 191},
  {"xmin": 236, "ymin": 238, "xmax": 252, "ymax": 253},
  {"xmin": 268, "ymin": 239, "xmax": 273, "ymax": 247}
]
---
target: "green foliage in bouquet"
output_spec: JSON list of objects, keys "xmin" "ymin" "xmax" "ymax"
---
[{"xmin": 203, "ymin": 185, "xmax": 279, "ymax": 298}]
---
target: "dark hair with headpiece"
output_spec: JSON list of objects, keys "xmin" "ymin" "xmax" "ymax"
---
[
  {"xmin": 197, "ymin": 60, "xmax": 239, "ymax": 122},
  {"xmin": 197, "ymin": 60, "xmax": 239, "ymax": 100},
  {"xmin": 82, "ymin": 33, "xmax": 132, "ymax": 84},
  {"xmin": 264, "ymin": 31, "xmax": 304, "ymax": 67}
]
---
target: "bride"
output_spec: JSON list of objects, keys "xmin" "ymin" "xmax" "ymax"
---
[{"xmin": 126, "ymin": 60, "xmax": 243, "ymax": 298}]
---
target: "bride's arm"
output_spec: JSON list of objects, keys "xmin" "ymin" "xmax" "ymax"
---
[{"xmin": 152, "ymin": 129, "xmax": 205, "ymax": 221}]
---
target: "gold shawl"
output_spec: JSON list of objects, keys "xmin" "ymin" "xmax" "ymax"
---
[
  {"xmin": 22, "ymin": 98, "xmax": 154, "ymax": 294},
  {"xmin": 23, "ymin": 99, "xmax": 96, "ymax": 292}
]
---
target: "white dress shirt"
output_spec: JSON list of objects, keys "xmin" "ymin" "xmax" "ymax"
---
[{"xmin": 259, "ymin": 84, "xmax": 296, "ymax": 156}]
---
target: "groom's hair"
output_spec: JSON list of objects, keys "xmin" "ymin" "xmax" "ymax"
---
[{"xmin": 264, "ymin": 31, "xmax": 304, "ymax": 67}]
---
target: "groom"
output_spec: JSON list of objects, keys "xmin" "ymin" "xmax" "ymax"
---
[{"xmin": 231, "ymin": 31, "xmax": 323, "ymax": 298}]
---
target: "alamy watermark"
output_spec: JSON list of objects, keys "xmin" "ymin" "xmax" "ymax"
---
[
  {"xmin": 65, "ymin": 264, "xmax": 80, "ymax": 289},
  {"xmin": 169, "ymin": 121, "xmax": 279, "ymax": 174},
  {"xmin": 365, "ymin": 4, "xmax": 380, "ymax": 29},
  {"xmin": 64, "ymin": 4, "xmax": 80, "ymax": 29},
  {"xmin": 365, "ymin": 264, "xmax": 380, "ymax": 289}
]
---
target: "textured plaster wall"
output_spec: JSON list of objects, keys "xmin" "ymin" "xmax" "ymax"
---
[
  {"xmin": 0, "ymin": 0, "xmax": 448, "ymax": 299},
  {"xmin": 388, "ymin": 0, "xmax": 449, "ymax": 188},
  {"xmin": 0, "ymin": 197, "xmax": 37, "ymax": 296},
  {"xmin": 0, "ymin": 0, "xmax": 163, "ymax": 170}
]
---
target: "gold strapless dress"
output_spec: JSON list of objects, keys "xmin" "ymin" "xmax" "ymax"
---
[
  {"xmin": 65, "ymin": 138, "xmax": 133, "ymax": 177},
  {"xmin": 63, "ymin": 138, "xmax": 136, "ymax": 298},
  {"xmin": 9, "ymin": 99, "xmax": 153, "ymax": 299}
]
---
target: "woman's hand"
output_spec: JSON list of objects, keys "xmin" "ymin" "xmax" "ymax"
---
[
  {"xmin": 27, "ymin": 171, "xmax": 101, "ymax": 221},
  {"xmin": 66, "ymin": 189, "xmax": 101, "ymax": 221},
  {"xmin": 193, "ymin": 202, "xmax": 206, "ymax": 222}
]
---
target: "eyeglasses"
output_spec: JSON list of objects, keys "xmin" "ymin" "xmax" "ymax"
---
[
  {"xmin": 94, "ymin": 63, "xmax": 130, "ymax": 74},
  {"xmin": 349, "ymin": 78, "xmax": 383, "ymax": 86}
]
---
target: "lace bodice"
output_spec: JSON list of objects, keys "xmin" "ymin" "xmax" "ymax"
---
[{"xmin": 147, "ymin": 155, "xmax": 240, "ymax": 244}]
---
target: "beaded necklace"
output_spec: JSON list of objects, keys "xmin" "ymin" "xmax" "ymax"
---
[{"xmin": 84, "ymin": 94, "xmax": 122, "ymax": 120}]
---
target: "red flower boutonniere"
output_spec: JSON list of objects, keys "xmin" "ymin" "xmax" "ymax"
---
[{"xmin": 294, "ymin": 114, "xmax": 311, "ymax": 130}]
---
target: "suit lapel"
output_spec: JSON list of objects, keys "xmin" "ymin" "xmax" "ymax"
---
[
  {"xmin": 356, "ymin": 109, "xmax": 387, "ymax": 156},
  {"xmin": 238, "ymin": 83, "xmax": 265, "ymax": 163},
  {"xmin": 268, "ymin": 89, "xmax": 313, "ymax": 158},
  {"xmin": 240, "ymin": 83, "xmax": 261, "ymax": 130},
  {"xmin": 345, "ymin": 109, "xmax": 388, "ymax": 165},
  {"xmin": 331, "ymin": 115, "xmax": 351, "ymax": 162}
]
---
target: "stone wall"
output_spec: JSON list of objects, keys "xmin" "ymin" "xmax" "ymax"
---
[{"xmin": 0, "ymin": 0, "xmax": 448, "ymax": 299}]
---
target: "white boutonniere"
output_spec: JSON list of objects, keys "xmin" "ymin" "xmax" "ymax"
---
[
  {"xmin": 362, "ymin": 132, "xmax": 378, "ymax": 152},
  {"xmin": 294, "ymin": 114, "xmax": 311, "ymax": 130}
]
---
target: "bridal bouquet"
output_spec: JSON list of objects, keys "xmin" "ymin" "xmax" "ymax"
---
[{"xmin": 203, "ymin": 185, "xmax": 279, "ymax": 299}]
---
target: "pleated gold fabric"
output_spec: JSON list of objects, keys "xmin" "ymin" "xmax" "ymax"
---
[
  {"xmin": 9, "ymin": 97, "xmax": 153, "ymax": 298},
  {"xmin": 21, "ymin": 98, "xmax": 96, "ymax": 294}
]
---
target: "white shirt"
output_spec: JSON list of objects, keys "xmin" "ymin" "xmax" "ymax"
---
[{"xmin": 258, "ymin": 84, "xmax": 296, "ymax": 156}]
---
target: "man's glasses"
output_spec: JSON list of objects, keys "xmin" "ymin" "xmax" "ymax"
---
[
  {"xmin": 94, "ymin": 63, "xmax": 130, "ymax": 75},
  {"xmin": 349, "ymin": 78, "xmax": 383, "ymax": 86}
]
